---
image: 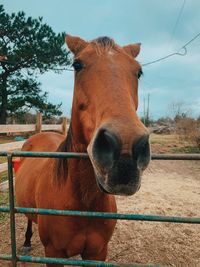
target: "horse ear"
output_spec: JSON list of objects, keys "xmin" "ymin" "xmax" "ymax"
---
[
  {"xmin": 65, "ymin": 35, "xmax": 88, "ymax": 55},
  {"xmin": 123, "ymin": 43, "xmax": 141, "ymax": 58}
]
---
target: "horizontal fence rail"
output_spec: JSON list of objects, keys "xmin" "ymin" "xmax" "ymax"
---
[
  {"xmin": 0, "ymin": 113, "xmax": 69, "ymax": 134},
  {"xmin": 0, "ymin": 124, "xmax": 35, "ymax": 133},
  {"xmin": 0, "ymin": 206, "xmax": 200, "ymax": 224},
  {"xmin": 0, "ymin": 123, "xmax": 67, "ymax": 133},
  {"xmin": 0, "ymin": 254, "xmax": 166, "ymax": 267},
  {"xmin": 0, "ymin": 151, "xmax": 200, "ymax": 267},
  {"xmin": 1, "ymin": 151, "xmax": 200, "ymax": 159}
]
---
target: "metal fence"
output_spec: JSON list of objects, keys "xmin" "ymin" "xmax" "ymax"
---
[{"xmin": 0, "ymin": 151, "xmax": 200, "ymax": 267}]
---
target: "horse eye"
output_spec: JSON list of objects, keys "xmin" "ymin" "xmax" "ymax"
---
[
  {"xmin": 72, "ymin": 60, "xmax": 84, "ymax": 72},
  {"xmin": 137, "ymin": 69, "xmax": 143, "ymax": 79}
]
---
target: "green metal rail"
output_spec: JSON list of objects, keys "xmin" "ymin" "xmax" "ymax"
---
[
  {"xmin": 1, "ymin": 150, "xmax": 200, "ymax": 159},
  {"xmin": 0, "ymin": 151, "xmax": 200, "ymax": 267}
]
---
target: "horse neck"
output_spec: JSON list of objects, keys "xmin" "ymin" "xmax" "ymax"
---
[{"xmin": 66, "ymin": 123, "xmax": 105, "ymax": 208}]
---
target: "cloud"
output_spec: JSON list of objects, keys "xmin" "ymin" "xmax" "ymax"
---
[
  {"xmin": 2, "ymin": 0, "xmax": 200, "ymax": 119},
  {"xmin": 38, "ymin": 71, "xmax": 74, "ymax": 116}
]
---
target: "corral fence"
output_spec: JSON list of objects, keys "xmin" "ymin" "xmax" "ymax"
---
[
  {"xmin": 0, "ymin": 113, "xmax": 68, "ymax": 136},
  {"xmin": 0, "ymin": 151, "xmax": 200, "ymax": 267},
  {"xmin": 0, "ymin": 113, "xmax": 69, "ymax": 190}
]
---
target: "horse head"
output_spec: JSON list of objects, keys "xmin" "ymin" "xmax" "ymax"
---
[{"xmin": 66, "ymin": 35, "xmax": 150, "ymax": 196}]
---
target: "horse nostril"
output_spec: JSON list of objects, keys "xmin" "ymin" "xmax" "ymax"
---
[
  {"xmin": 92, "ymin": 129, "xmax": 121, "ymax": 169},
  {"xmin": 133, "ymin": 135, "xmax": 150, "ymax": 169}
]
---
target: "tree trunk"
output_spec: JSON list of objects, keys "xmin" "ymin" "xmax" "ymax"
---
[{"xmin": 0, "ymin": 74, "xmax": 8, "ymax": 124}]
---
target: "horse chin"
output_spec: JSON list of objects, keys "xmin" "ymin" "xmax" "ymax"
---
[
  {"xmin": 97, "ymin": 179, "xmax": 111, "ymax": 194},
  {"xmin": 95, "ymin": 173, "xmax": 141, "ymax": 196}
]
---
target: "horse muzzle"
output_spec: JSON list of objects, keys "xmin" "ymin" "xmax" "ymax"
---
[{"xmin": 87, "ymin": 128, "xmax": 150, "ymax": 196}]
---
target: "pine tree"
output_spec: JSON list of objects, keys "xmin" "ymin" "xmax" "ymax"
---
[{"xmin": 0, "ymin": 5, "xmax": 71, "ymax": 123}]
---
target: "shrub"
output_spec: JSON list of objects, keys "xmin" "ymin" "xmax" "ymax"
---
[{"xmin": 176, "ymin": 117, "xmax": 200, "ymax": 148}]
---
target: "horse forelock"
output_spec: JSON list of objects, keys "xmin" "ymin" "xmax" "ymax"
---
[
  {"xmin": 92, "ymin": 36, "xmax": 115, "ymax": 47},
  {"xmin": 91, "ymin": 36, "xmax": 117, "ymax": 54}
]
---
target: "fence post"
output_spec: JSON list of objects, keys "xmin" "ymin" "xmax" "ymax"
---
[
  {"xmin": 7, "ymin": 153, "xmax": 17, "ymax": 267},
  {"xmin": 35, "ymin": 112, "xmax": 42, "ymax": 133},
  {"xmin": 62, "ymin": 117, "xmax": 67, "ymax": 136}
]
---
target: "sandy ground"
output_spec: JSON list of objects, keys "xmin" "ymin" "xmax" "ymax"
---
[{"xmin": 0, "ymin": 160, "xmax": 200, "ymax": 267}]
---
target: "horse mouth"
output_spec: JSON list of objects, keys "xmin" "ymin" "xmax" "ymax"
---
[
  {"xmin": 95, "ymin": 173, "xmax": 141, "ymax": 196},
  {"xmin": 97, "ymin": 179, "xmax": 111, "ymax": 194},
  {"xmin": 88, "ymin": 142, "xmax": 144, "ymax": 196}
]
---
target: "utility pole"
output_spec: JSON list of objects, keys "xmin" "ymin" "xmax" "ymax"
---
[
  {"xmin": 147, "ymin": 93, "xmax": 150, "ymax": 124},
  {"xmin": 143, "ymin": 94, "xmax": 150, "ymax": 126},
  {"xmin": 143, "ymin": 97, "xmax": 146, "ymax": 125}
]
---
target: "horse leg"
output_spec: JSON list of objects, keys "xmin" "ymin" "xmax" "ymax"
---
[
  {"xmin": 44, "ymin": 244, "xmax": 65, "ymax": 267},
  {"xmin": 21, "ymin": 219, "xmax": 33, "ymax": 254},
  {"xmin": 81, "ymin": 245, "xmax": 107, "ymax": 262}
]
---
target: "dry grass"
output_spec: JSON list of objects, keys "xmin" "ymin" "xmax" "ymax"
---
[
  {"xmin": 0, "ymin": 171, "xmax": 8, "ymax": 183},
  {"xmin": 150, "ymin": 133, "xmax": 200, "ymax": 154},
  {"xmin": 176, "ymin": 118, "xmax": 200, "ymax": 148},
  {"xmin": 0, "ymin": 157, "xmax": 7, "ymax": 164},
  {"xmin": 0, "ymin": 191, "xmax": 9, "ymax": 223},
  {"xmin": 0, "ymin": 136, "xmax": 15, "ymax": 144},
  {"xmin": 0, "ymin": 136, "xmax": 15, "ymax": 164}
]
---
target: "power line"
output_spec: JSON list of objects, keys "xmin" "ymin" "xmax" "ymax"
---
[
  {"xmin": 1, "ymin": 31, "xmax": 200, "ymax": 70},
  {"xmin": 142, "ymin": 32, "xmax": 200, "ymax": 67},
  {"xmin": 167, "ymin": 0, "xmax": 186, "ymax": 51},
  {"xmin": 181, "ymin": 32, "xmax": 200, "ymax": 48}
]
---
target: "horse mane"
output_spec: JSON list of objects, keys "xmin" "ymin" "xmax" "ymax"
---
[{"xmin": 53, "ymin": 124, "xmax": 73, "ymax": 184}]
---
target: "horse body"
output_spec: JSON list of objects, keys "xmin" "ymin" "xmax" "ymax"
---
[
  {"xmin": 16, "ymin": 131, "xmax": 116, "ymax": 263},
  {"xmin": 16, "ymin": 35, "xmax": 150, "ymax": 266},
  {"xmin": 16, "ymin": 132, "xmax": 65, "ymax": 222}
]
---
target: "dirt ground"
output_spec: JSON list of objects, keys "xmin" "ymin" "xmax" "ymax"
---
[{"xmin": 0, "ymin": 159, "xmax": 200, "ymax": 267}]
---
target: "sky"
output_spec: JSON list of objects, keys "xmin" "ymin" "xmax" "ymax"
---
[{"xmin": 1, "ymin": 0, "xmax": 200, "ymax": 119}]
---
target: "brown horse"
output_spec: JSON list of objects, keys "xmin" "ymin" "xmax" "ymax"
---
[{"xmin": 15, "ymin": 35, "xmax": 150, "ymax": 267}]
